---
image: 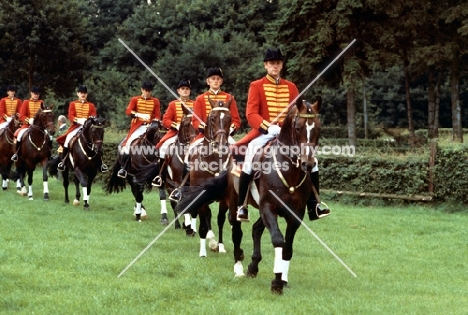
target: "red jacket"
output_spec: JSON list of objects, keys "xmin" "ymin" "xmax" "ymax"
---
[
  {"xmin": 0, "ymin": 96, "xmax": 22, "ymax": 123},
  {"xmin": 156, "ymin": 99, "xmax": 194, "ymax": 148},
  {"xmin": 235, "ymin": 75, "xmax": 299, "ymax": 146},
  {"xmin": 126, "ymin": 96, "xmax": 161, "ymax": 134},
  {"xmin": 192, "ymin": 90, "xmax": 241, "ymax": 141},
  {"xmin": 56, "ymin": 100, "xmax": 97, "ymax": 146},
  {"xmin": 19, "ymin": 99, "xmax": 44, "ymax": 128}
]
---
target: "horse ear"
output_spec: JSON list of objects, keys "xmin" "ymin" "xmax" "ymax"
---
[
  {"xmin": 296, "ymin": 96, "xmax": 304, "ymax": 111},
  {"xmin": 207, "ymin": 95, "xmax": 216, "ymax": 107},
  {"xmin": 313, "ymin": 96, "xmax": 322, "ymax": 112}
]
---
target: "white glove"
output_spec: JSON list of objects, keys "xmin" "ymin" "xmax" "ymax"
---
[
  {"xmin": 229, "ymin": 126, "xmax": 235, "ymax": 135},
  {"xmin": 28, "ymin": 118, "xmax": 34, "ymax": 125},
  {"xmin": 6, "ymin": 117, "xmax": 12, "ymax": 123},
  {"xmin": 136, "ymin": 113, "xmax": 150, "ymax": 121},
  {"xmin": 76, "ymin": 118, "xmax": 86, "ymax": 125},
  {"xmin": 268, "ymin": 124, "xmax": 281, "ymax": 136}
]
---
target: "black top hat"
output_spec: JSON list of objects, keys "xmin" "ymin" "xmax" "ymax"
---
[
  {"xmin": 263, "ymin": 48, "xmax": 284, "ymax": 62},
  {"xmin": 177, "ymin": 80, "xmax": 191, "ymax": 89},
  {"xmin": 7, "ymin": 85, "xmax": 16, "ymax": 92},
  {"xmin": 31, "ymin": 86, "xmax": 41, "ymax": 94},
  {"xmin": 77, "ymin": 85, "xmax": 88, "ymax": 93},
  {"xmin": 206, "ymin": 68, "xmax": 223, "ymax": 79},
  {"xmin": 141, "ymin": 81, "xmax": 154, "ymax": 91}
]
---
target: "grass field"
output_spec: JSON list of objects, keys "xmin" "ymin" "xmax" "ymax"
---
[{"xmin": 0, "ymin": 172, "xmax": 467, "ymax": 315}]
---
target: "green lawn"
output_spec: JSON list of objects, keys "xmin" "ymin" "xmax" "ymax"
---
[{"xmin": 0, "ymin": 172, "xmax": 467, "ymax": 314}]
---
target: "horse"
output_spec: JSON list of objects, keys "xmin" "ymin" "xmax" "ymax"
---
[
  {"xmin": 105, "ymin": 119, "xmax": 162, "ymax": 221},
  {"xmin": 49, "ymin": 117, "xmax": 107, "ymax": 209},
  {"xmin": 175, "ymin": 97, "xmax": 322, "ymax": 294},
  {"xmin": 179, "ymin": 96, "xmax": 233, "ymax": 256},
  {"xmin": 153, "ymin": 105, "xmax": 197, "ymax": 228},
  {"xmin": 0, "ymin": 114, "xmax": 21, "ymax": 191},
  {"xmin": 15, "ymin": 106, "xmax": 56, "ymax": 200}
]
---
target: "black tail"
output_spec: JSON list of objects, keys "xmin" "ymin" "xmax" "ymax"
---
[
  {"xmin": 47, "ymin": 156, "xmax": 60, "ymax": 178},
  {"xmin": 174, "ymin": 170, "xmax": 228, "ymax": 216},
  {"xmin": 132, "ymin": 162, "xmax": 160, "ymax": 193},
  {"xmin": 104, "ymin": 160, "xmax": 126, "ymax": 194}
]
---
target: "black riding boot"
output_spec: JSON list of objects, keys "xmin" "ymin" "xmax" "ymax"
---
[
  {"xmin": 169, "ymin": 163, "xmax": 189, "ymax": 202},
  {"xmin": 307, "ymin": 171, "xmax": 330, "ymax": 220},
  {"xmin": 57, "ymin": 147, "xmax": 69, "ymax": 171},
  {"xmin": 11, "ymin": 141, "xmax": 21, "ymax": 161},
  {"xmin": 236, "ymin": 171, "xmax": 253, "ymax": 222},
  {"xmin": 117, "ymin": 154, "xmax": 130, "ymax": 178}
]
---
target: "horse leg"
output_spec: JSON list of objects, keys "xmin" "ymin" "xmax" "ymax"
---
[
  {"xmin": 131, "ymin": 182, "xmax": 145, "ymax": 222},
  {"xmin": 280, "ymin": 220, "xmax": 301, "ymax": 286},
  {"xmin": 63, "ymin": 169, "xmax": 70, "ymax": 203},
  {"xmin": 42, "ymin": 161, "xmax": 49, "ymax": 201},
  {"xmin": 262, "ymin": 205, "xmax": 287, "ymax": 294},
  {"xmin": 198, "ymin": 205, "xmax": 212, "ymax": 257},
  {"xmin": 246, "ymin": 217, "xmax": 265, "ymax": 278},
  {"xmin": 213, "ymin": 199, "xmax": 228, "ymax": 253},
  {"xmin": 73, "ymin": 175, "xmax": 81, "ymax": 206},
  {"xmin": 1, "ymin": 172, "xmax": 7, "ymax": 190},
  {"xmin": 27, "ymin": 169, "xmax": 33, "ymax": 200},
  {"xmin": 231, "ymin": 219, "xmax": 245, "ymax": 277},
  {"xmin": 159, "ymin": 185, "xmax": 169, "ymax": 226}
]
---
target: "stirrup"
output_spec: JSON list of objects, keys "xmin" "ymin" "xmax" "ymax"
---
[
  {"xmin": 152, "ymin": 175, "xmax": 163, "ymax": 187},
  {"xmin": 100, "ymin": 164, "xmax": 109, "ymax": 173},
  {"xmin": 236, "ymin": 205, "xmax": 250, "ymax": 222},
  {"xmin": 57, "ymin": 162, "xmax": 66, "ymax": 171},
  {"xmin": 11, "ymin": 154, "xmax": 18, "ymax": 162},
  {"xmin": 169, "ymin": 188, "xmax": 181, "ymax": 202},
  {"xmin": 308, "ymin": 202, "xmax": 330, "ymax": 221},
  {"xmin": 117, "ymin": 169, "xmax": 127, "ymax": 178}
]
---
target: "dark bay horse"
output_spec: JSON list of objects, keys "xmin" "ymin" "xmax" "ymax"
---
[
  {"xmin": 106, "ymin": 119, "xmax": 162, "ymax": 221},
  {"xmin": 153, "ymin": 105, "xmax": 197, "ymax": 227},
  {"xmin": 0, "ymin": 114, "xmax": 21, "ymax": 190},
  {"xmin": 175, "ymin": 97, "xmax": 322, "ymax": 294},
  {"xmin": 15, "ymin": 106, "xmax": 56, "ymax": 200},
  {"xmin": 182, "ymin": 97, "xmax": 232, "ymax": 256},
  {"xmin": 50, "ymin": 117, "xmax": 107, "ymax": 209}
]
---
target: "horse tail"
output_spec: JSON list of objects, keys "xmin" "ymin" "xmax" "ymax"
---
[
  {"xmin": 47, "ymin": 156, "xmax": 60, "ymax": 178},
  {"xmin": 104, "ymin": 160, "xmax": 126, "ymax": 194},
  {"xmin": 132, "ymin": 162, "xmax": 160, "ymax": 193},
  {"xmin": 174, "ymin": 170, "xmax": 229, "ymax": 216}
]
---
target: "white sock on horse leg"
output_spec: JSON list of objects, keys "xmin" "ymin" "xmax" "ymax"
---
[
  {"xmin": 184, "ymin": 214, "xmax": 191, "ymax": 227},
  {"xmin": 43, "ymin": 181, "xmax": 48, "ymax": 193},
  {"xmin": 82, "ymin": 187, "xmax": 88, "ymax": 202},
  {"xmin": 2, "ymin": 180, "xmax": 7, "ymax": 188},
  {"xmin": 281, "ymin": 260, "xmax": 290, "ymax": 283},
  {"xmin": 199, "ymin": 238, "xmax": 207, "ymax": 257},
  {"xmin": 16, "ymin": 179, "xmax": 21, "ymax": 188},
  {"xmin": 191, "ymin": 218, "xmax": 197, "ymax": 232},
  {"xmin": 160, "ymin": 200, "xmax": 167, "ymax": 214},
  {"xmin": 135, "ymin": 202, "xmax": 142, "ymax": 214},
  {"xmin": 273, "ymin": 247, "xmax": 283, "ymax": 274},
  {"xmin": 28, "ymin": 186, "xmax": 33, "ymax": 196}
]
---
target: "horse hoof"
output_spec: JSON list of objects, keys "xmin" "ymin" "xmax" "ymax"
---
[
  {"xmin": 160, "ymin": 218, "xmax": 168, "ymax": 225},
  {"xmin": 84, "ymin": 204, "xmax": 90, "ymax": 210},
  {"xmin": 43, "ymin": 193, "xmax": 49, "ymax": 201},
  {"xmin": 28, "ymin": 196, "xmax": 33, "ymax": 201},
  {"xmin": 2, "ymin": 187, "xmax": 7, "ymax": 191},
  {"xmin": 174, "ymin": 222, "xmax": 181, "ymax": 229},
  {"xmin": 218, "ymin": 243, "xmax": 226, "ymax": 253},
  {"xmin": 65, "ymin": 199, "xmax": 69, "ymax": 204},
  {"xmin": 271, "ymin": 279, "xmax": 284, "ymax": 295},
  {"xmin": 73, "ymin": 199, "xmax": 80, "ymax": 206}
]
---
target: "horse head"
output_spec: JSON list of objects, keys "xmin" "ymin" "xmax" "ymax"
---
[
  {"xmin": 178, "ymin": 105, "xmax": 197, "ymax": 145},
  {"xmin": 83, "ymin": 116, "xmax": 106, "ymax": 154},
  {"xmin": 206, "ymin": 96, "xmax": 232, "ymax": 152},
  {"xmin": 278, "ymin": 96, "xmax": 321, "ymax": 172},
  {"xmin": 145, "ymin": 119, "xmax": 162, "ymax": 145},
  {"xmin": 33, "ymin": 105, "xmax": 56, "ymax": 136},
  {"xmin": 9, "ymin": 113, "xmax": 21, "ymax": 130}
]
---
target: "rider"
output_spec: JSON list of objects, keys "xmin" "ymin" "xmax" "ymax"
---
[
  {"xmin": 170, "ymin": 67, "xmax": 241, "ymax": 201},
  {"xmin": 156, "ymin": 79, "xmax": 194, "ymax": 160},
  {"xmin": 11, "ymin": 85, "xmax": 44, "ymax": 162},
  {"xmin": 56, "ymin": 85, "xmax": 108, "ymax": 172},
  {"xmin": 234, "ymin": 47, "xmax": 330, "ymax": 222},
  {"xmin": 117, "ymin": 81, "xmax": 161, "ymax": 178},
  {"xmin": 0, "ymin": 85, "xmax": 22, "ymax": 129}
]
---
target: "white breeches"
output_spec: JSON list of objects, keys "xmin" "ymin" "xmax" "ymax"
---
[
  {"xmin": 16, "ymin": 128, "xmax": 28, "ymax": 141},
  {"xmin": 0, "ymin": 122, "xmax": 8, "ymax": 129},
  {"xmin": 64, "ymin": 127, "xmax": 82, "ymax": 148},
  {"xmin": 159, "ymin": 135, "xmax": 177, "ymax": 158},
  {"xmin": 122, "ymin": 125, "xmax": 147, "ymax": 154}
]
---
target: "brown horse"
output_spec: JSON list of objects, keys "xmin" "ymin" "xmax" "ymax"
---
[
  {"xmin": 15, "ymin": 106, "xmax": 56, "ymax": 200},
  {"xmin": 182, "ymin": 97, "xmax": 232, "ymax": 256},
  {"xmin": 175, "ymin": 97, "xmax": 322, "ymax": 294},
  {"xmin": 0, "ymin": 114, "xmax": 21, "ymax": 190},
  {"xmin": 105, "ymin": 119, "xmax": 162, "ymax": 221},
  {"xmin": 49, "ymin": 117, "xmax": 107, "ymax": 209},
  {"xmin": 153, "ymin": 105, "xmax": 197, "ymax": 227}
]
